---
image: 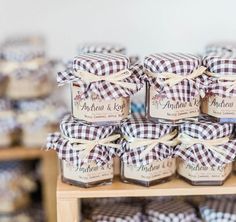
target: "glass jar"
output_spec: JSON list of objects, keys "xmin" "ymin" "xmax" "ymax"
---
[
  {"xmin": 58, "ymin": 53, "xmax": 144, "ymax": 125},
  {"xmin": 120, "ymin": 118, "xmax": 177, "ymax": 187},
  {"xmin": 202, "ymin": 52, "xmax": 236, "ymax": 123},
  {"xmin": 175, "ymin": 121, "xmax": 236, "ymax": 186},
  {"xmin": 144, "ymin": 53, "xmax": 204, "ymax": 124},
  {"xmin": 177, "ymin": 159, "xmax": 232, "ymax": 186},
  {"xmin": 61, "ymin": 160, "xmax": 113, "ymax": 188},
  {"xmin": 121, "ymin": 158, "xmax": 176, "ymax": 187},
  {"xmin": 46, "ymin": 115, "xmax": 118, "ymax": 188}
]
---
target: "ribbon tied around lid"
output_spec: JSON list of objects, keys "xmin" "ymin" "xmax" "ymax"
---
[
  {"xmin": 63, "ymin": 134, "xmax": 120, "ymax": 160},
  {"xmin": 74, "ymin": 69, "xmax": 137, "ymax": 91},
  {"xmin": 178, "ymin": 133, "xmax": 230, "ymax": 162},
  {"xmin": 124, "ymin": 130, "xmax": 179, "ymax": 159},
  {"xmin": 0, "ymin": 58, "xmax": 46, "ymax": 74},
  {"xmin": 205, "ymin": 71, "xmax": 236, "ymax": 94},
  {"xmin": 147, "ymin": 66, "xmax": 207, "ymax": 87}
]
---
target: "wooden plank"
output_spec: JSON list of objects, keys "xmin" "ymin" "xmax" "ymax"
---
[
  {"xmin": 57, "ymin": 175, "xmax": 236, "ymax": 199},
  {"xmin": 0, "ymin": 146, "xmax": 43, "ymax": 160},
  {"xmin": 57, "ymin": 197, "xmax": 79, "ymax": 222},
  {"xmin": 41, "ymin": 151, "xmax": 58, "ymax": 222}
]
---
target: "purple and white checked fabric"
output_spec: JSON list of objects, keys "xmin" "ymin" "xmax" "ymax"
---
[
  {"xmin": 57, "ymin": 53, "xmax": 144, "ymax": 99},
  {"xmin": 91, "ymin": 204, "xmax": 142, "ymax": 222},
  {"xmin": 77, "ymin": 43, "xmax": 126, "ymax": 54},
  {"xmin": 146, "ymin": 199, "xmax": 198, "ymax": 222},
  {"xmin": 205, "ymin": 42, "xmax": 236, "ymax": 54},
  {"xmin": 144, "ymin": 53, "xmax": 206, "ymax": 101},
  {"xmin": 119, "ymin": 118, "xmax": 176, "ymax": 166},
  {"xmin": 200, "ymin": 199, "xmax": 236, "ymax": 222},
  {"xmin": 175, "ymin": 121, "xmax": 236, "ymax": 166},
  {"xmin": 203, "ymin": 52, "xmax": 236, "ymax": 97},
  {"xmin": 46, "ymin": 115, "xmax": 117, "ymax": 166}
]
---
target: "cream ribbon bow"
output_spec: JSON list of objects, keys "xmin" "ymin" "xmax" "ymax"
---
[
  {"xmin": 178, "ymin": 133, "xmax": 230, "ymax": 161},
  {"xmin": 0, "ymin": 110, "xmax": 15, "ymax": 119},
  {"xmin": 0, "ymin": 58, "xmax": 46, "ymax": 74},
  {"xmin": 63, "ymin": 134, "xmax": 120, "ymax": 160},
  {"xmin": 124, "ymin": 130, "xmax": 179, "ymax": 159},
  {"xmin": 17, "ymin": 107, "xmax": 56, "ymax": 125},
  {"xmin": 205, "ymin": 71, "xmax": 236, "ymax": 94},
  {"xmin": 73, "ymin": 69, "xmax": 137, "ymax": 91},
  {"xmin": 147, "ymin": 66, "xmax": 207, "ymax": 87}
]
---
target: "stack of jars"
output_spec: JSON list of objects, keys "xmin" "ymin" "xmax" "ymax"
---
[
  {"xmin": 47, "ymin": 47, "xmax": 236, "ymax": 188},
  {"xmin": 0, "ymin": 36, "xmax": 67, "ymax": 148}
]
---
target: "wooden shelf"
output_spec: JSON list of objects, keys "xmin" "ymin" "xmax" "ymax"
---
[
  {"xmin": 0, "ymin": 146, "xmax": 44, "ymax": 160},
  {"xmin": 57, "ymin": 175, "xmax": 236, "ymax": 199}
]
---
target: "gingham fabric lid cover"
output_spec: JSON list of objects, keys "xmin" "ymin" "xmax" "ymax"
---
[
  {"xmin": 16, "ymin": 97, "xmax": 67, "ymax": 130},
  {"xmin": 205, "ymin": 42, "xmax": 236, "ymax": 54},
  {"xmin": 175, "ymin": 121, "xmax": 236, "ymax": 166},
  {"xmin": 146, "ymin": 200, "xmax": 197, "ymax": 222},
  {"xmin": 200, "ymin": 199, "xmax": 236, "ymax": 222},
  {"xmin": 0, "ymin": 99, "xmax": 17, "ymax": 134},
  {"xmin": 57, "ymin": 53, "xmax": 144, "ymax": 99},
  {"xmin": 144, "ymin": 53, "xmax": 205, "ymax": 101},
  {"xmin": 91, "ymin": 204, "xmax": 142, "ymax": 222},
  {"xmin": 46, "ymin": 115, "xmax": 117, "ymax": 166},
  {"xmin": 78, "ymin": 43, "xmax": 126, "ymax": 54},
  {"xmin": 119, "ymin": 118, "xmax": 176, "ymax": 166},
  {"xmin": 203, "ymin": 52, "xmax": 236, "ymax": 97}
]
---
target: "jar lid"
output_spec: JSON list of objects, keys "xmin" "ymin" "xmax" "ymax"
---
[
  {"xmin": 206, "ymin": 42, "xmax": 236, "ymax": 54},
  {"xmin": 120, "ymin": 118, "xmax": 176, "ymax": 165},
  {"xmin": 77, "ymin": 43, "xmax": 126, "ymax": 54},
  {"xmin": 57, "ymin": 53, "xmax": 144, "ymax": 99},
  {"xmin": 46, "ymin": 115, "xmax": 118, "ymax": 166},
  {"xmin": 16, "ymin": 97, "xmax": 67, "ymax": 130},
  {"xmin": 175, "ymin": 121, "xmax": 236, "ymax": 166},
  {"xmin": 200, "ymin": 199, "xmax": 236, "ymax": 221},
  {"xmin": 144, "ymin": 53, "xmax": 204, "ymax": 101},
  {"xmin": 92, "ymin": 204, "xmax": 142, "ymax": 222},
  {"xmin": 146, "ymin": 200, "xmax": 197, "ymax": 221}
]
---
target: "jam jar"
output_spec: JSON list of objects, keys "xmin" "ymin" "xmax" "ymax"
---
[
  {"xmin": 119, "ymin": 118, "xmax": 177, "ymax": 187},
  {"xmin": 144, "ymin": 53, "xmax": 205, "ymax": 124},
  {"xmin": 57, "ymin": 53, "xmax": 144, "ymax": 125},
  {"xmin": 175, "ymin": 121, "xmax": 236, "ymax": 185},
  {"xmin": 0, "ymin": 99, "xmax": 18, "ymax": 147},
  {"xmin": 146, "ymin": 199, "xmax": 198, "ymax": 222},
  {"xmin": 202, "ymin": 52, "xmax": 236, "ymax": 123},
  {"xmin": 0, "ymin": 43, "xmax": 53, "ymax": 100},
  {"xmin": 17, "ymin": 98, "xmax": 66, "ymax": 147},
  {"xmin": 46, "ymin": 115, "xmax": 119, "ymax": 188}
]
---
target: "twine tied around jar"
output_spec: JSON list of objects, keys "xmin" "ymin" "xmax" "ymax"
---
[
  {"xmin": 0, "ymin": 58, "xmax": 46, "ymax": 74},
  {"xmin": 73, "ymin": 69, "xmax": 137, "ymax": 90},
  {"xmin": 62, "ymin": 134, "xmax": 121, "ymax": 160},
  {"xmin": 205, "ymin": 71, "xmax": 236, "ymax": 94},
  {"xmin": 124, "ymin": 130, "xmax": 179, "ymax": 159},
  {"xmin": 178, "ymin": 133, "xmax": 230, "ymax": 161},
  {"xmin": 146, "ymin": 66, "xmax": 206, "ymax": 87}
]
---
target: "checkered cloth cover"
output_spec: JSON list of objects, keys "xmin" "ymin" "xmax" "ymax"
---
[
  {"xmin": 146, "ymin": 199, "xmax": 197, "ymax": 222},
  {"xmin": 119, "ymin": 118, "xmax": 176, "ymax": 166},
  {"xmin": 57, "ymin": 53, "xmax": 144, "ymax": 99},
  {"xmin": 200, "ymin": 199, "xmax": 236, "ymax": 222},
  {"xmin": 16, "ymin": 97, "xmax": 67, "ymax": 130},
  {"xmin": 144, "ymin": 53, "xmax": 205, "ymax": 101},
  {"xmin": 174, "ymin": 121, "xmax": 236, "ymax": 166},
  {"xmin": 0, "ymin": 99, "xmax": 18, "ymax": 134},
  {"xmin": 203, "ymin": 52, "xmax": 236, "ymax": 97},
  {"xmin": 91, "ymin": 203, "xmax": 142, "ymax": 222},
  {"xmin": 129, "ymin": 55, "xmax": 140, "ymax": 65},
  {"xmin": 77, "ymin": 43, "xmax": 126, "ymax": 54},
  {"xmin": 205, "ymin": 42, "xmax": 236, "ymax": 54},
  {"xmin": 46, "ymin": 115, "xmax": 117, "ymax": 166}
]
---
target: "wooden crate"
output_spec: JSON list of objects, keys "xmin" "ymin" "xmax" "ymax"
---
[
  {"xmin": 56, "ymin": 174, "xmax": 236, "ymax": 222},
  {"xmin": 0, "ymin": 147, "xmax": 57, "ymax": 222}
]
